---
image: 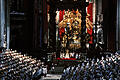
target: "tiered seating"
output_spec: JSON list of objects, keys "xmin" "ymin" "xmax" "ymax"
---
[
  {"xmin": 0, "ymin": 49, "xmax": 47, "ymax": 80},
  {"xmin": 61, "ymin": 53, "xmax": 120, "ymax": 80}
]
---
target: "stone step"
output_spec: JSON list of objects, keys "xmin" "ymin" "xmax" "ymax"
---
[{"xmin": 40, "ymin": 74, "xmax": 62, "ymax": 80}]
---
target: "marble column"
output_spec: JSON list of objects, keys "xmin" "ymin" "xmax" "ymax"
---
[
  {"xmin": 49, "ymin": 1, "xmax": 56, "ymax": 51},
  {"xmin": 81, "ymin": 0, "xmax": 88, "ymax": 52},
  {"xmin": 0, "ymin": 0, "xmax": 5, "ymax": 48},
  {"xmin": 6, "ymin": 0, "xmax": 10, "ymax": 49},
  {"xmin": 116, "ymin": 0, "xmax": 120, "ymax": 50}
]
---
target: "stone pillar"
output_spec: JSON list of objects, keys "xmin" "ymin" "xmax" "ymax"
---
[
  {"xmin": 6, "ymin": 0, "xmax": 10, "ymax": 49},
  {"xmin": 0, "ymin": 0, "xmax": 5, "ymax": 48},
  {"xmin": 94, "ymin": 0, "xmax": 98, "ymax": 45},
  {"xmin": 49, "ymin": 1, "xmax": 56, "ymax": 52},
  {"xmin": 33, "ymin": 0, "xmax": 38, "ymax": 48},
  {"xmin": 39, "ymin": 0, "xmax": 43, "ymax": 47},
  {"xmin": 33, "ymin": 0, "xmax": 44, "ymax": 48},
  {"xmin": 43, "ymin": 0, "xmax": 48, "ymax": 47},
  {"xmin": 81, "ymin": 0, "xmax": 88, "ymax": 52},
  {"xmin": 103, "ymin": 0, "xmax": 117, "ymax": 52},
  {"xmin": 116, "ymin": 0, "xmax": 120, "ymax": 50},
  {"xmin": 93, "ymin": 0, "xmax": 96, "ymax": 25}
]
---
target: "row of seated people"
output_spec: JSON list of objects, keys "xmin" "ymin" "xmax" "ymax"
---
[
  {"xmin": 0, "ymin": 49, "xmax": 47, "ymax": 80},
  {"xmin": 60, "ymin": 52, "xmax": 120, "ymax": 80}
]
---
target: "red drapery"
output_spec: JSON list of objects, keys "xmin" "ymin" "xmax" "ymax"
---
[
  {"xmin": 57, "ymin": 58, "xmax": 76, "ymax": 60},
  {"xmin": 59, "ymin": 27, "xmax": 65, "ymax": 40},
  {"xmin": 87, "ymin": 3, "xmax": 93, "ymax": 44},
  {"xmin": 59, "ymin": 10, "xmax": 65, "ymax": 40},
  {"xmin": 87, "ymin": 27, "xmax": 93, "ymax": 44},
  {"xmin": 59, "ymin": 10, "xmax": 65, "ymax": 22},
  {"xmin": 87, "ymin": 3, "xmax": 93, "ymax": 22}
]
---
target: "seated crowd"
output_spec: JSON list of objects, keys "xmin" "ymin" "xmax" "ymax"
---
[
  {"xmin": 0, "ymin": 49, "xmax": 47, "ymax": 80},
  {"xmin": 61, "ymin": 52, "xmax": 120, "ymax": 80}
]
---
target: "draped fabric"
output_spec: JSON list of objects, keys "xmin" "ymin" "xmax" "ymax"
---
[
  {"xmin": 59, "ymin": 10, "xmax": 65, "ymax": 22},
  {"xmin": 59, "ymin": 10, "xmax": 62, "ymax": 22},
  {"xmin": 87, "ymin": 3, "xmax": 93, "ymax": 22},
  {"xmin": 87, "ymin": 27, "xmax": 93, "ymax": 44},
  {"xmin": 59, "ymin": 10, "xmax": 65, "ymax": 40},
  {"xmin": 59, "ymin": 27, "xmax": 65, "ymax": 40},
  {"xmin": 57, "ymin": 58, "xmax": 76, "ymax": 60},
  {"xmin": 87, "ymin": 3, "xmax": 93, "ymax": 44}
]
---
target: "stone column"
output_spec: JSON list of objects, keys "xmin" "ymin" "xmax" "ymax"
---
[
  {"xmin": 49, "ymin": 1, "xmax": 56, "ymax": 52},
  {"xmin": 0, "ymin": 0, "xmax": 5, "ymax": 48},
  {"xmin": 81, "ymin": 0, "xmax": 88, "ymax": 52},
  {"xmin": 6, "ymin": 0, "xmax": 10, "ymax": 49},
  {"xmin": 116, "ymin": 0, "xmax": 120, "ymax": 50},
  {"xmin": 33, "ymin": 0, "xmax": 38, "ymax": 48}
]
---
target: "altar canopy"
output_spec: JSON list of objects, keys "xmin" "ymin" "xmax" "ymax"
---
[{"xmin": 56, "ymin": 9, "xmax": 93, "ymax": 50}]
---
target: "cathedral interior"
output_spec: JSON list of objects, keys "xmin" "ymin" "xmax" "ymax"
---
[{"xmin": 0, "ymin": 0, "xmax": 120, "ymax": 80}]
